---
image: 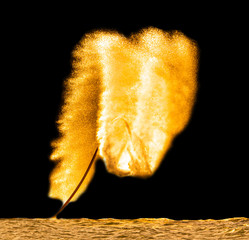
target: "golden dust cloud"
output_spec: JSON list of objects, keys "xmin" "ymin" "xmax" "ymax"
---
[{"xmin": 49, "ymin": 27, "xmax": 198, "ymax": 204}]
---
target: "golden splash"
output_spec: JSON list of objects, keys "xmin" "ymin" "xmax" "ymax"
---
[{"xmin": 49, "ymin": 27, "xmax": 198, "ymax": 203}]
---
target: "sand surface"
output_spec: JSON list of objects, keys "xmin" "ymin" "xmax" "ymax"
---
[{"xmin": 0, "ymin": 217, "xmax": 249, "ymax": 239}]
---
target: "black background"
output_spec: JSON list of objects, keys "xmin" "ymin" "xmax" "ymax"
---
[{"xmin": 1, "ymin": 9, "xmax": 248, "ymax": 220}]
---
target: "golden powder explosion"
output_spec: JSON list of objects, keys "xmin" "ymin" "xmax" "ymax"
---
[{"xmin": 49, "ymin": 27, "xmax": 199, "ymax": 203}]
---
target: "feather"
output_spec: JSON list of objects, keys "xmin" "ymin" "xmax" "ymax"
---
[{"xmin": 49, "ymin": 27, "xmax": 198, "ymax": 203}]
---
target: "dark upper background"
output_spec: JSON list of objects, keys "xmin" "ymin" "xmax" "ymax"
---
[{"xmin": 1, "ymin": 8, "xmax": 247, "ymax": 220}]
